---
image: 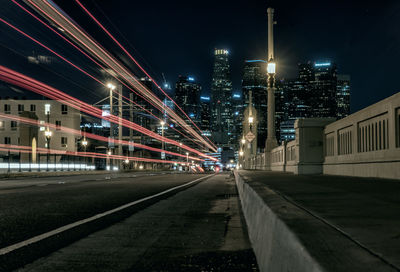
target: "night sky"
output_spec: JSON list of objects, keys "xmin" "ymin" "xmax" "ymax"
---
[{"xmin": 0, "ymin": 0, "xmax": 399, "ymax": 112}]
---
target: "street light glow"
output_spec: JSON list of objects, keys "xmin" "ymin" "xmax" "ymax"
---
[
  {"xmin": 82, "ymin": 139, "xmax": 88, "ymax": 146},
  {"xmin": 107, "ymin": 83, "xmax": 116, "ymax": 90},
  {"xmin": 44, "ymin": 130, "xmax": 52, "ymax": 137},
  {"xmin": 241, "ymin": 138, "xmax": 246, "ymax": 144},
  {"xmin": 267, "ymin": 61, "xmax": 276, "ymax": 74},
  {"xmin": 248, "ymin": 116, "xmax": 254, "ymax": 123}
]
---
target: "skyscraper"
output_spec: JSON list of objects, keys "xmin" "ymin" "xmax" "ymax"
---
[
  {"xmin": 242, "ymin": 60, "xmax": 268, "ymax": 148},
  {"xmin": 211, "ymin": 49, "xmax": 233, "ymax": 146},
  {"xmin": 312, "ymin": 62, "xmax": 338, "ymax": 118},
  {"xmin": 336, "ymin": 74, "xmax": 351, "ymax": 119},
  {"xmin": 174, "ymin": 75, "xmax": 201, "ymax": 125},
  {"xmin": 279, "ymin": 61, "xmax": 350, "ymax": 142},
  {"xmin": 231, "ymin": 92, "xmax": 243, "ymax": 147},
  {"xmin": 200, "ymin": 95, "xmax": 211, "ymax": 137}
]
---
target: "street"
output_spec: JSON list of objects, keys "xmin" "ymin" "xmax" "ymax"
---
[{"xmin": 0, "ymin": 172, "xmax": 257, "ymax": 271}]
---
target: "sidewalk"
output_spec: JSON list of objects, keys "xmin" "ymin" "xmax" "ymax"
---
[{"xmin": 236, "ymin": 170, "xmax": 400, "ymax": 271}]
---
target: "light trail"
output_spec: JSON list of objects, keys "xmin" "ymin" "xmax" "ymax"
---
[
  {"xmin": 0, "ymin": 65, "xmax": 218, "ymax": 161},
  {"xmin": 23, "ymin": 0, "xmax": 217, "ymax": 152},
  {"xmin": 3, "ymin": 7, "xmax": 209, "ymax": 151},
  {"xmin": 0, "ymin": 17, "xmax": 208, "ymax": 154},
  {"xmin": 0, "ymin": 144, "xmax": 182, "ymax": 165},
  {"xmin": 74, "ymin": 0, "xmax": 217, "ymax": 151},
  {"xmin": 0, "ymin": 113, "xmax": 204, "ymax": 162}
]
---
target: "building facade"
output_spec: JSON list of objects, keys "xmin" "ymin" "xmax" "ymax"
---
[
  {"xmin": 0, "ymin": 99, "xmax": 80, "ymax": 162},
  {"xmin": 174, "ymin": 76, "xmax": 201, "ymax": 125},
  {"xmin": 211, "ymin": 49, "xmax": 233, "ymax": 146}
]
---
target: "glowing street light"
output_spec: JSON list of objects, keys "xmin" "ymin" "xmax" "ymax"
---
[
  {"xmin": 267, "ymin": 59, "xmax": 276, "ymax": 74},
  {"xmin": 160, "ymin": 120, "xmax": 165, "ymax": 159},
  {"xmin": 248, "ymin": 116, "xmax": 254, "ymax": 124},
  {"xmin": 107, "ymin": 83, "xmax": 116, "ymax": 90},
  {"xmin": 241, "ymin": 138, "xmax": 246, "ymax": 144},
  {"xmin": 239, "ymin": 150, "xmax": 244, "ymax": 156}
]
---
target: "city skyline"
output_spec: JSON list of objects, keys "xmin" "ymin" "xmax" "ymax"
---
[{"xmin": 0, "ymin": 1, "xmax": 399, "ymax": 114}]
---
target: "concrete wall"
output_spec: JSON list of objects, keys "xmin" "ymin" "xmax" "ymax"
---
[
  {"xmin": 323, "ymin": 92, "xmax": 400, "ymax": 179},
  {"xmin": 234, "ymin": 172, "xmax": 324, "ymax": 272}
]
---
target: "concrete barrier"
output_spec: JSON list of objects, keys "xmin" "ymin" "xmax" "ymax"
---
[{"xmin": 234, "ymin": 171, "xmax": 324, "ymax": 272}]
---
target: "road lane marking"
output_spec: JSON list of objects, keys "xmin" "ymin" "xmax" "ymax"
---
[{"xmin": 0, "ymin": 174, "xmax": 213, "ymax": 256}]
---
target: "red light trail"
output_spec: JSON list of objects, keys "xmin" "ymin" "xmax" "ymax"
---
[
  {"xmin": 0, "ymin": 113, "xmax": 204, "ymax": 162},
  {"xmin": 0, "ymin": 65, "xmax": 217, "ymax": 161},
  {"xmin": 8, "ymin": 2, "xmax": 212, "ymax": 152},
  {"xmin": 0, "ymin": 143, "xmax": 182, "ymax": 165},
  {"xmin": 74, "ymin": 0, "xmax": 217, "ymax": 151},
  {"xmin": 23, "ymin": 0, "xmax": 217, "ymax": 152},
  {"xmin": 0, "ymin": 15, "xmax": 210, "ymax": 152}
]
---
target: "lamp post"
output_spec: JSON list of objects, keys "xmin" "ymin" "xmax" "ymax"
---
[
  {"xmin": 44, "ymin": 103, "xmax": 51, "ymax": 171},
  {"xmin": 160, "ymin": 120, "xmax": 165, "ymax": 160},
  {"xmin": 44, "ymin": 129, "xmax": 52, "ymax": 171},
  {"xmin": 107, "ymin": 83, "xmax": 116, "ymax": 168},
  {"xmin": 265, "ymin": 7, "xmax": 278, "ymax": 151},
  {"xmin": 186, "ymin": 152, "xmax": 189, "ymax": 172},
  {"xmin": 82, "ymin": 137, "xmax": 88, "ymax": 168}
]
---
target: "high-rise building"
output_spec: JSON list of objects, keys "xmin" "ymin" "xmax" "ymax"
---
[
  {"xmin": 311, "ymin": 62, "xmax": 338, "ymax": 118},
  {"xmin": 174, "ymin": 75, "xmax": 201, "ymax": 125},
  {"xmin": 242, "ymin": 60, "xmax": 268, "ymax": 148},
  {"xmin": 336, "ymin": 74, "xmax": 351, "ymax": 119},
  {"xmin": 200, "ymin": 95, "xmax": 211, "ymax": 137},
  {"xmin": 231, "ymin": 92, "xmax": 243, "ymax": 147},
  {"xmin": 279, "ymin": 61, "xmax": 350, "ymax": 142},
  {"xmin": 211, "ymin": 49, "xmax": 233, "ymax": 146}
]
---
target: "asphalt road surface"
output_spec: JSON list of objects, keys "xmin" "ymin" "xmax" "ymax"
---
[{"xmin": 0, "ymin": 172, "xmax": 258, "ymax": 271}]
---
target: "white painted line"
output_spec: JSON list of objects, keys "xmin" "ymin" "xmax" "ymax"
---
[{"xmin": 0, "ymin": 174, "xmax": 212, "ymax": 256}]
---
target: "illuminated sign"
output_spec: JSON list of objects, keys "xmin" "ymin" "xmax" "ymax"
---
[
  {"xmin": 233, "ymin": 94, "xmax": 241, "ymax": 98},
  {"xmin": 200, "ymin": 96, "xmax": 210, "ymax": 101},
  {"xmin": 188, "ymin": 77, "xmax": 195, "ymax": 81}
]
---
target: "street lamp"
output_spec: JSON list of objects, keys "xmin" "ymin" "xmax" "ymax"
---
[
  {"xmin": 241, "ymin": 138, "xmax": 246, "ymax": 144},
  {"xmin": 107, "ymin": 83, "xmax": 116, "ymax": 90},
  {"xmin": 160, "ymin": 120, "xmax": 165, "ymax": 159},
  {"xmin": 82, "ymin": 137, "xmax": 88, "ymax": 167},
  {"xmin": 267, "ymin": 59, "xmax": 276, "ymax": 74},
  {"xmin": 44, "ymin": 129, "xmax": 52, "ymax": 171},
  {"xmin": 44, "ymin": 104, "xmax": 51, "ymax": 171},
  {"xmin": 239, "ymin": 150, "xmax": 244, "ymax": 156},
  {"xmin": 186, "ymin": 152, "xmax": 189, "ymax": 172},
  {"xmin": 248, "ymin": 116, "xmax": 254, "ymax": 124}
]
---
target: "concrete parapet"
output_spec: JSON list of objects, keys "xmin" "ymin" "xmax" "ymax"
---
[
  {"xmin": 234, "ymin": 171, "xmax": 398, "ymax": 271},
  {"xmin": 234, "ymin": 171, "xmax": 324, "ymax": 272},
  {"xmin": 323, "ymin": 92, "xmax": 400, "ymax": 179}
]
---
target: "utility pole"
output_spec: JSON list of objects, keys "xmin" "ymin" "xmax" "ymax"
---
[{"xmin": 265, "ymin": 7, "xmax": 278, "ymax": 151}]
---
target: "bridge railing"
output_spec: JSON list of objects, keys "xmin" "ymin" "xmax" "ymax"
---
[
  {"xmin": 245, "ymin": 92, "xmax": 400, "ymax": 179},
  {"xmin": 323, "ymin": 92, "xmax": 400, "ymax": 179}
]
